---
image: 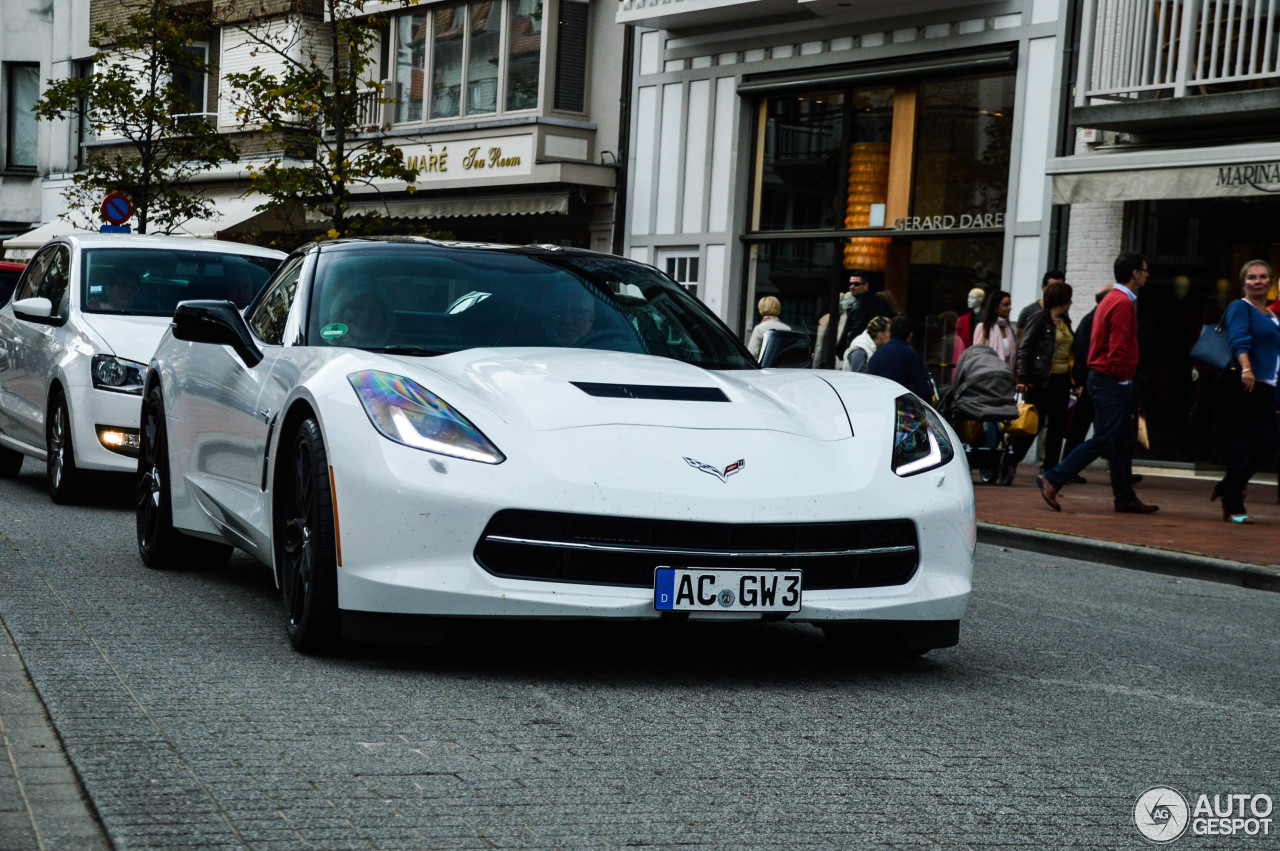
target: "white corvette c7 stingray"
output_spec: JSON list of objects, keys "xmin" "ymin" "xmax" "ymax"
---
[{"xmin": 139, "ymin": 238, "xmax": 974, "ymax": 655}]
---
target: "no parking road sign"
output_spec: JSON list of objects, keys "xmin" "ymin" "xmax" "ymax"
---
[{"xmin": 100, "ymin": 193, "xmax": 133, "ymax": 225}]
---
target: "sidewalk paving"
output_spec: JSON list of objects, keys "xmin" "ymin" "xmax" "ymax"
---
[{"xmin": 975, "ymin": 463, "xmax": 1280, "ymax": 592}]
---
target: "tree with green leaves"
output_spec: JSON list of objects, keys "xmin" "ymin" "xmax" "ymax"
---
[
  {"xmin": 33, "ymin": 0, "xmax": 238, "ymax": 234},
  {"xmin": 220, "ymin": 0, "xmax": 420, "ymax": 241}
]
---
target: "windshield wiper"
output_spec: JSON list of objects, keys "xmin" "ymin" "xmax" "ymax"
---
[{"xmin": 366, "ymin": 345, "xmax": 450, "ymax": 357}]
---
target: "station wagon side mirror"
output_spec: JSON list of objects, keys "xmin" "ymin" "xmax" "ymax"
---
[
  {"xmin": 172, "ymin": 300, "xmax": 264, "ymax": 368},
  {"xmin": 12, "ymin": 297, "xmax": 55, "ymax": 324},
  {"xmin": 758, "ymin": 328, "xmax": 813, "ymax": 369}
]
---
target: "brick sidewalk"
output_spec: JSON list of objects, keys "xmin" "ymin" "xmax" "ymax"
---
[{"xmin": 975, "ymin": 464, "xmax": 1280, "ymax": 567}]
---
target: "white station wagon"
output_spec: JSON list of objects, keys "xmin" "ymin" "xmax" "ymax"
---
[{"xmin": 0, "ymin": 233, "xmax": 284, "ymax": 502}]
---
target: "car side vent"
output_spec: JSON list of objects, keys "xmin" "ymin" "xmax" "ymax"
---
[{"xmin": 571, "ymin": 382, "xmax": 729, "ymax": 402}]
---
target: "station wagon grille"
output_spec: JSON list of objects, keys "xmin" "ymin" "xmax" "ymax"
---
[{"xmin": 474, "ymin": 510, "xmax": 919, "ymax": 589}]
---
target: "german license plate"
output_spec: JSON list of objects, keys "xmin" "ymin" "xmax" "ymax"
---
[{"xmin": 653, "ymin": 568, "xmax": 801, "ymax": 612}]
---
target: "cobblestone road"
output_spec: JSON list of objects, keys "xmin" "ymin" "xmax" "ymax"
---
[{"xmin": 0, "ymin": 469, "xmax": 1277, "ymax": 848}]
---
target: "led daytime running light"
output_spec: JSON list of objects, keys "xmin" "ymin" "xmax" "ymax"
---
[
  {"xmin": 348, "ymin": 370, "xmax": 504, "ymax": 464},
  {"xmin": 892, "ymin": 394, "xmax": 954, "ymax": 477}
]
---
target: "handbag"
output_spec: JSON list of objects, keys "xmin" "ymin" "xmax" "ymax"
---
[
  {"xmin": 1190, "ymin": 312, "xmax": 1232, "ymax": 370},
  {"xmin": 1006, "ymin": 393, "xmax": 1039, "ymax": 438}
]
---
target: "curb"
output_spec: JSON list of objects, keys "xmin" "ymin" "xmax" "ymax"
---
[{"xmin": 977, "ymin": 522, "xmax": 1280, "ymax": 593}]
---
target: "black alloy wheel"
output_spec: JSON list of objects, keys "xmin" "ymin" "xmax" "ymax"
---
[
  {"xmin": 136, "ymin": 386, "xmax": 233, "ymax": 570},
  {"xmin": 278, "ymin": 417, "xmax": 340, "ymax": 654},
  {"xmin": 46, "ymin": 391, "xmax": 85, "ymax": 503}
]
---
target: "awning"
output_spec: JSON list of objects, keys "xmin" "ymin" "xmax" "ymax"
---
[
  {"xmin": 1049, "ymin": 144, "xmax": 1280, "ymax": 204},
  {"xmin": 1053, "ymin": 164, "xmax": 1280, "ymax": 204},
  {"xmin": 3, "ymin": 220, "xmax": 95, "ymax": 260},
  {"xmin": 2, "ymin": 190, "xmax": 274, "ymax": 260},
  {"xmin": 175, "ymin": 190, "xmax": 274, "ymax": 238},
  {"xmin": 304, "ymin": 192, "xmax": 571, "ymax": 223}
]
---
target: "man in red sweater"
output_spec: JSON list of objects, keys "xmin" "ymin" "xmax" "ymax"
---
[{"xmin": 1036, "ymin": 253, "xmax": 1158, "ymax": 514}]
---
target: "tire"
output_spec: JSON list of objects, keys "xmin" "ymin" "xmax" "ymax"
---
[
  {"xmin": 46, "ymin": 391, "xmax": 86, "ymax": 504},
  {"xmin": 136, "ymin": 386, "xmax": 233, "ymax": 570},
  {"xmin": 276, "ymin": 417, "xmax": 340, "ymax": 654},
  {"xmin": 998, "ymin": 455, "xmax": 1017, "ymax": 486},
  {"xmin": 978, "ymin": 466, "xmax": 997, "ymax": 484},
  {"xmin": 822, "ymin": 620, "xmax": 959, "ymax": 658},
  {"xmin": 0, "ymin": 446, "xmax": 22, "ymax": 477}
]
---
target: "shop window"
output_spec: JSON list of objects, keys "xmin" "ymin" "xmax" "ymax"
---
[
  {"xmin": 553, "ymin": 0, "xmax": 588, "ymax": 111},
  {"xmin": 758, "ymin": 93, "xmax": 845, "ymax": 231},
  {"xmin": 911, "ymin": 74, "xmax": 1015, "ymax": 221},
  {"xmin": 5, "ymin": 63, "xmax": 39, "ymax": 171},
  {"xmin": 394, "ymin": 0, "xmax": 543, "ymax": 124}
]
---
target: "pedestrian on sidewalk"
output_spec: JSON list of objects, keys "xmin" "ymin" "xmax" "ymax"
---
[
  {"xmin": 974, "ymin": 290, "xmax": 1016, "ymax": 372},
  {"xmin": 1211, "ymin": 259, "xmax": 1280, "ymax": 524},
  {"xmin": 1036, "ymin": 253, "xmax": 1158, "ymax": 514},
  {"xmin": 1015, "ymin": 269, "xmax": 1067, "ymax": 345},
  {"xmin": 1014, "ymin": 281, "xmax": 1073, "ymax": 472},
  {"xmin": 747, "ymin": 295, "xmax": 790, "ymax": 359},
  {"xmin": 867, "ymin": 315, "xmax": 933, "ymax": 400},
  {"xmin": 1061, "ymin": 284, "xmax": 1114, "ymax": 472}
]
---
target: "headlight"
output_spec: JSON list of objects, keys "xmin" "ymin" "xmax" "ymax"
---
[
  {"xmin": 891, "ymin": 393, "xmax": 954, "ymax": 477},
  {"xmin": 91, "ymin": 355, "xmax": 147, "ymax": 395},
  {"xmin": 348, "ymin": 370, "xmax": 505, "ymax": 464}
]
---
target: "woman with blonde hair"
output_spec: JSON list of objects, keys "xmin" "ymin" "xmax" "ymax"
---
[
  {"xmin": 747, "ymin": 295, "xmax": 791, "ymax": 358},
  {"xmin": 844, "ymin": 314, "xmax": 891, "ymax": 372}
]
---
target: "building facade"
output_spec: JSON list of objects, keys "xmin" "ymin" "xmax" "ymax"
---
[
  {"xmin": 0, "ymin": 0, "xmax": 91, "ymax": 243},
  {"xmin": 618, "ymin": 0, "xmax": 1073, "ymax": 376},
  {"xmin": 10, "ymin": 0, "xmax": 625, "ymax": 254},
  {"xmin": 1051, "ymin": 0, "xmax": 1280, "ymax": 466}
]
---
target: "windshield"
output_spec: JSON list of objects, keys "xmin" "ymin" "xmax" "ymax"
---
[
  {"xmin": 81, "ymin": 248, "xmax": 280, "ymax": 316},
  {"xmin": 307, "ymin": 248, "xmax": 758, "ymax": 369}
]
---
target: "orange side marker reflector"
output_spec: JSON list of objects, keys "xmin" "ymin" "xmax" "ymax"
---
[{"xmin": 329, "ymin": 466, "xmax": 343, "ymax": 567}]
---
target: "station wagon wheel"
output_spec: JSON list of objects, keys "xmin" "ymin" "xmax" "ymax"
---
[
  {"xmin": 136, "ymin": 386, "xmax": 233, "ymax": 570},
  {"xmin": 46, "ymin": 391, "xmax": 86, "ymax": 504},
  {"xmin": 277, "ymin": 417, "xmax": 339, "ymax": 654}
]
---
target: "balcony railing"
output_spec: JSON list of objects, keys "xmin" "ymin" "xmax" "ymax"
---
[{"xmin": 1077, "ymin": 0, "xmax": 1280, "ymax": 103}]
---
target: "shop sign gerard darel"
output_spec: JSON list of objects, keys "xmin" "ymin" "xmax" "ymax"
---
[
  {"xmin": 394, "ymin": 135, "xmax": 533, "ymax": 183},
  {"xmin": 892, "ymin": 212, "xmax": 1006, "ymax": 232}
]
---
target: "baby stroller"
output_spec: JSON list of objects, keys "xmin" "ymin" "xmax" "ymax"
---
[{"xmin": 938, "ymin": 344, "xmax": 1021, "ymax": 485}]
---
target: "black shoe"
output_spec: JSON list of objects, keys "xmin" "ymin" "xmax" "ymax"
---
[{"xmin": 1067, "ymin": 474, "xmax": 1087, "ymax": 485}]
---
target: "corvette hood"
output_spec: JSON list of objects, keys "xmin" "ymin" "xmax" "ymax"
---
[
  {"xmin": 80, "ymin": 314, "xmax": 172, "ymax": 363},
  {"xmin": 383, "ymin": 348, "xmax": 854, "ymax": 440}
]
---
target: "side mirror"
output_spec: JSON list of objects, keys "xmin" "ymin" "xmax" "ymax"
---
[
  {"xmin": 12, "ymin": 297, "xmax": 54, "ymax": 323},
  {"xmin": 758, "ymin": 328, "xmax": 813, "ymax": 369},
  {"xmin": 172, "ymin": 300, "xmax": 263, "ymax": 368}
]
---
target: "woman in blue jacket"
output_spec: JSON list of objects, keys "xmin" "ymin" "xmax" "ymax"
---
[{"xmin": 1213, "ymin": 260, "xmax": 1280, "ymax": 523}]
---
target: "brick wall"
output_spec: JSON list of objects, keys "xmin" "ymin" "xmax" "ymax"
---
[{"xmin": 1067, "ymin": 201, "xmax": 1125, "ymax": 309}]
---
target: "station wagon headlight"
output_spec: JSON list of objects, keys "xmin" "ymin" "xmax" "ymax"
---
[
  {"xmin": 348, "ymin": 370, "xmax": 505, "ymax": 464},
  {"xmin": 91, "ymin": 355, "xmax": 147, "ymax": 395},
  {"xmin": 891, "ymin": 393, "xmax": 954, "ymax": 477}
]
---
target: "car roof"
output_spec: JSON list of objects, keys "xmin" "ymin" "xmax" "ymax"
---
[
  {"xmin": 309, "ymin": 236, "xmax": 606, "ymax": 261},
  {"xmin": 58, "ymin": 232, "xmax": 286, "ymax": 258}
]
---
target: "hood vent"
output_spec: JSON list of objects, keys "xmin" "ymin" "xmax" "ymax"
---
[{"xmin": 571, "ymin": 382, "xmax": 729, "ymax": 402}]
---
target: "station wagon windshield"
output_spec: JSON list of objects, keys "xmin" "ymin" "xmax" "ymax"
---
[
  {"xmin": 308, "ymin": 248, "xmax": 759, "ymax": 370},
  {"xmin": 81, "ymin": 248, "xmax": 279, "ymax": 316}
]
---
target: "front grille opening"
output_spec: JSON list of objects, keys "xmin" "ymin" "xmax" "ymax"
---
[{"xmin": 474, "ymin": 510, "xmax": 919, "ymax": 590}]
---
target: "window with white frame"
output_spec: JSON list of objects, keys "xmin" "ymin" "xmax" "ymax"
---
[
  {"xmin": 392, "ymin": 0, "xmax": 547, "ymax": 124},
  {"xmin": 6, "ymin": 63, "xmax": 39, "ymax": 171},
  {"xmin": 657, "ymin": 249, "xmax": 700, "ymax": 299},
  {"xmin": 172, "ymin": 44, "xmax": 210, "ymax": 116}
]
